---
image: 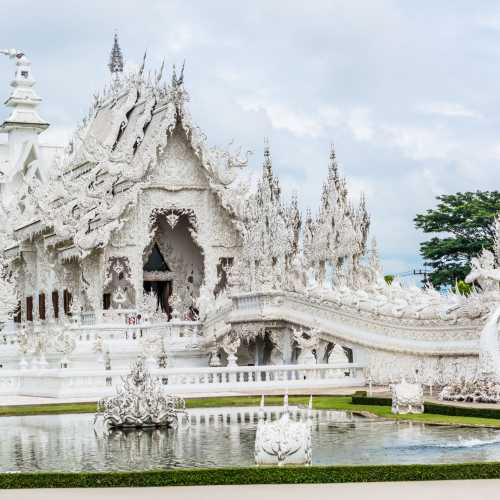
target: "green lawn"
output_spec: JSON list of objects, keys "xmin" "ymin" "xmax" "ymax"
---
[{"xmin": 2, "ymin": 395, "xmax": 500, "ymax": 427}]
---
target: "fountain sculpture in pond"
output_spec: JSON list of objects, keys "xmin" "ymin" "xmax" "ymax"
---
[
  {"xmin": 96, "ymin": 357, "xmax": 185, "ymax": 428},
  {"xmin": 254, "ymin": 394, "xmax": 313, "ymax": 466},
  {"xmin": 391, "ymin": 378, "xmax": 424, "ymax": 414}
]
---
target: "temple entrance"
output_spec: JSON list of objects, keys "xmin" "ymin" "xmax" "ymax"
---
[
  {"xmin": 143, "ymin": 242, "xmax": 173, "ymax": 318},
  {"xmin": 143, "ymin": 211, "xmax": 204, "ymax": 321}
]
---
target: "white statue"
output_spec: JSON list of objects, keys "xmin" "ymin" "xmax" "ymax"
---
[
  {"xmin": 464, "ymin": 251, "xmax": 500, "ymax": 379},
  {"xmin": 254, "ymin": 394, "xmax": 312, "ymax": 466},
  {"xmin": 95, "ymin": 357, "xmax": 185, "ymax": 429},
  {"xmin": 439, "ymin": 253, "xmax": 500, "ymax": 403},
  {"xmin": 208, "ymin": 335, "xmax": 222, "ymax": 367},
  {"xmin": 391, "ymin": 378, "xmax": 424, "ymax": 414},
  {"xmin": 220, "ymin": 332, "xmax": 241, "ymax": 367}
]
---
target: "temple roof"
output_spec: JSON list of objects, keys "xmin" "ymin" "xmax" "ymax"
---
[{"xmin": 9, "ymin": 37, "xmax": 250, "ymax": 256}]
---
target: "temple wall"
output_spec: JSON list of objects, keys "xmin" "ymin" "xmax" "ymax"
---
[{"xmin": 13, "ymin": 239, "xmax": 82, "ymax": 322}]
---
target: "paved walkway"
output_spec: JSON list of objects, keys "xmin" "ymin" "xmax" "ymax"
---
[{"xmin": 2, "ymin": 481, "xmax": 500, "ymax": 500}]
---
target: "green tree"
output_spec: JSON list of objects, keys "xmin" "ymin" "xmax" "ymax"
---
[
  {"xmin": 455, "ymin": 280, "xmax": 473, "ymax": 296},
  {"xmin": 414, "ymin": 191, "xmax": 500, "ymax": 289}
]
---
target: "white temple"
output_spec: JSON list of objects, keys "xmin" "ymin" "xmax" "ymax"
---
[{"xmin": 0, "ymin": 37, "xmax": 499, "ymax": 398}]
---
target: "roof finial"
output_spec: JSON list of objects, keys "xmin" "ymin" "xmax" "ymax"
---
[
  {"xmin": 156, "ymin": 59, "xmax": 165, "ymax": 84},
  {"xmin": 328, "ymin": 142, "xmax": 339, "ymax": 180},
  {"xmin": 178, "ymin": 60, "xmax": 185, "ymax": 85},
  {"xmin": 171, "ymin": 61, "xmax": 186, "ymax": 87},
  {"xmin": 329, "ymin": 142, "xmax": 336, "ymax": 160},
  {"xmin": 263, "ymin": 137, "xmax": 272, "ymax": 179},
  {"xmin": 139, "ymin": 50, "xmax": 147, "ymax": 77},
  {"xmin": 108, "ymin": 33, "xmax": 124, "ymax": 76},
  {"xmin": 171, "ymin": 64, "xmax": 177, "ymax": 87}
]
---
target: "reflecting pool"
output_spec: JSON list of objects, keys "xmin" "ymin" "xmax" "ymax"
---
[{"xmin": 1, "ymin": 406, "xmax": 500, "ymax": 472}]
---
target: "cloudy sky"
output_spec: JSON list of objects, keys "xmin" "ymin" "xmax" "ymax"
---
[{"xmin": 1, "ymin": 0, "xmax": 499, "ymax": 275}]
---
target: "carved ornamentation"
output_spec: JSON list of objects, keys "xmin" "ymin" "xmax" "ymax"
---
[
  {"xmin": 96, "ymin": 357, "xmax": 185, "ymax": 428},
  {"xmin": 254, "ymin": 395, "xmax": 313, "ymax": 466},
  {"xmin": 391, "ymin": 379, "xmax": 424, "ymax": 414}
]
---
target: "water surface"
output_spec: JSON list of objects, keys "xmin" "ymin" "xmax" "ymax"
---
[{"xmin": 1, "ymin": 407, "xmax": 500, "ymax": 472}]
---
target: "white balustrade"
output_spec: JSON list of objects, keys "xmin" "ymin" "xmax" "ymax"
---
[
  {"xmin": 73, "ymin": 320, "xmax": 202, "ymax": 344},
  {"xmin": 0, "ymin": 362, "xmax": 365, "ymax": 398}
]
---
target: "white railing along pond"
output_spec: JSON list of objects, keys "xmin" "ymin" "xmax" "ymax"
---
[{"xmin": 0, "ymin": 362, "xmax": 365, "ymax": 398}]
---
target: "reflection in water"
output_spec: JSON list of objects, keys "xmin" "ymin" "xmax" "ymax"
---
[{"xmin": 1, "ymin": 407, "xmax": 500, "ymax": 472}]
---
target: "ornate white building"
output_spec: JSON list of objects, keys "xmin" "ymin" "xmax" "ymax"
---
[{"xmin": 0, "ymin": 38, "xmax": 499, "ymax": 398}]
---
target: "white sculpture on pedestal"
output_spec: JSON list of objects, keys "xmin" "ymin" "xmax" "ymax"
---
[
  {"xmin": 95, "ymin": 357, "xmax": 185, "ymax": 428},
  {"xmin": 391, "ymin": 378, "xmax": 424, "ymax": 414},
  {"xmin": 220, "ymin": 332, "xmax": 240, "ymax": 367},
  {"xmin": 208, "ymin": 335, "xmax": 222, "ymax": 367},
  {"xmin": 466, "ymin": 251, "xmax": 500, "ymax": 379},
  {"xmin": 440, "ymin": 248, "xmax": 500, "ymax": 403},
  {"xmin": 254, "ymin": 394, "xmax": 313, "ymax": 466}
]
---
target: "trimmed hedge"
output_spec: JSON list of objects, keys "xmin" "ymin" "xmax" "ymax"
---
[
  {"xmin": 351, "ymin": 396, "xmax": 392, "ymax": 406},
  {"xmin": 2, "ymin": 463, "xmax": 500, "ymax": 489},
  {"xmin": 424, "ymin": 402, "xmax": 500, "ymax": 420},
  {"xmin": 352, "ymin": 396, "xmax": 500, "ymax": 420}
]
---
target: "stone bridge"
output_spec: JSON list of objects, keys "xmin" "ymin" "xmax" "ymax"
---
[{"xmin": 208, "ymin": 291, "xmax": 482, "ymax": 385}]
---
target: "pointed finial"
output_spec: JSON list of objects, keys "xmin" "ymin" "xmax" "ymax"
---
[
  {"xmin": 178, "ymin": 60, "xmax": 185, "ymax": 85},
  {"xmin": 329, "ymin": 142, "xmax": 336, "ymax": 160},
  {"xmin": 108, "ymin": 33, "xmax": 124, "ymax": 75},
  {"xmin": 263, "ymin": 137, "xmax": 273, "ymax": 179},
  {"xmin": 328, "ymin": 142, "xmax": 339, "ymax": 180},
  {"xmin": 171, "ymin": 64, "xmax": 177, "ymax": 86},
  {"xmin": 156, "ymin": 59, "xmax": 165, "ymax": 84},
  {"xmin": 139, "ymin": 50, "xmax": 147, "ymax": 76},
  {"xmin": 171, "ymin": 61, "xmax": 186, "ymax": 87}
]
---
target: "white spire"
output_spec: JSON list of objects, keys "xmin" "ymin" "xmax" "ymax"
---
[
  {"xmin": 0, "ymin": 49, "xmax": 49, "ymax": 134},
  {"xmin": 108, "ymin": 34, "xmax": 124, "ymax": 83}
]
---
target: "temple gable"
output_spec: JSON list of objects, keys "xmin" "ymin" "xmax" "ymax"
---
[{"xmin": 151, "ymin": 125, "xmax": 209, "ymax": 188}]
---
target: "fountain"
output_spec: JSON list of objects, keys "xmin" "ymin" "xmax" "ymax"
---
[
  {"xmin": 95, "ymin": 357, "xmax": 185, "ymax": 428},
  {"xmin": 254, "ymin": 394, "xmax": 313, "ymax": 466}
]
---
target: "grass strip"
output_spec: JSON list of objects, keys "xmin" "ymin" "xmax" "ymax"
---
[{"xmin": 3, "ymin": 395, "xmax": 500, "ymax": 427}]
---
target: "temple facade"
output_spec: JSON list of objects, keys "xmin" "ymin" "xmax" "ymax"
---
[{"xmin": 0, "ymin": 38, "xmax": 498, "ymax": 398}]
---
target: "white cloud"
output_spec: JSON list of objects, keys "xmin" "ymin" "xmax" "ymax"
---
[
  {"xmin": 346, "ymin": 107, "xmax": 374, "ymax": 142},
  {"xmin": 1, "ymin": 0, "xmax": 499, "ymax": 276},
  {"xmin": 382, "ymin": 125, "xmax": 457, "ymax": 161},
  {"xmin": 238, "ymin": 96, "xmax": 323, "ymax": 138},
  {"xmin": 416, "ymin": 102, "xmax": 480, "ymax": 119},
  {"xmin": 319, "ymin": 106, "xmax": 342, "ymax": 128}
]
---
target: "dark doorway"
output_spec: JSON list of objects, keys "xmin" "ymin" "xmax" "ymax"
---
[
  {"xmin": 143, "ymin": 280, "xmax": 172, "ymax": 319},
  {"xmin": 144, "ymin": 244, "xmax": 170, "ymax": 272}
]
